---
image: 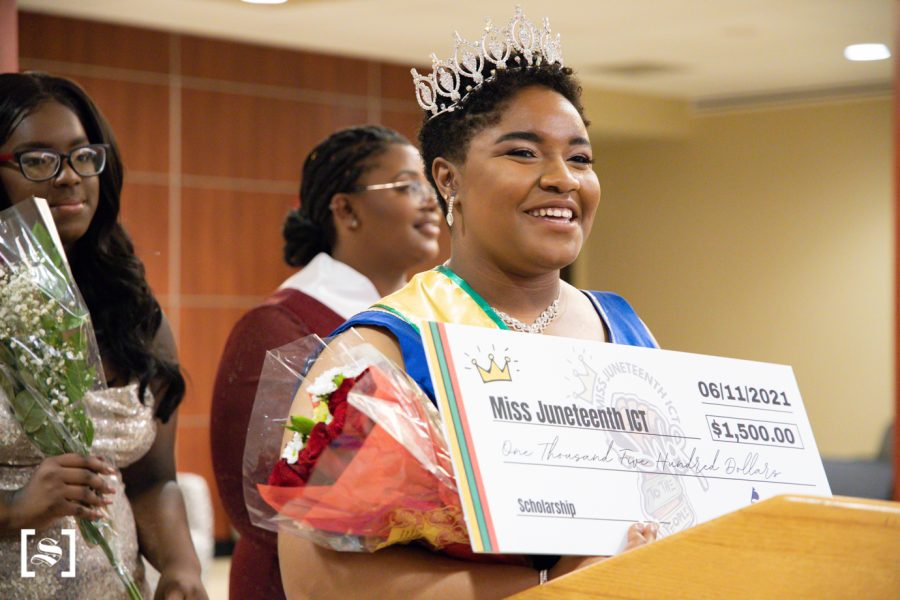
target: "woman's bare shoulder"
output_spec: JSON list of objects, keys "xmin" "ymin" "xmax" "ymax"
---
[{"xmin": 335, "ymin": 324, "xmax": 405, "ymax": 368}]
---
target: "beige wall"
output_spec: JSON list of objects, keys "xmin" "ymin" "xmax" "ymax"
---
[{"xmin": 576, "ymin": 96, "xmax": 892, "ymax": 458}]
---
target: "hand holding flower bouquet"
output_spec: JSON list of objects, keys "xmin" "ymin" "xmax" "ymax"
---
[
  {"xmin": 243, "ymin": 333, "xmax": 527, "ymax": 564},
  {"xmin": 0, "ymin": 197, "xmax": 143, "ymax": 599}
]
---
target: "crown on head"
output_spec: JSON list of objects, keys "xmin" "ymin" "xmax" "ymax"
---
[
  {"xmin": 472, "ymin": 354, "xmax": 512, "ymax": 383},
  {"xmin": 411, "ymin": 5, "xmax": 564, "ymax": 120}
]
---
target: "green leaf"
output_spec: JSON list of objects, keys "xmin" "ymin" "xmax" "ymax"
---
[
  {"xmin": 65, "ymin": 360, "xmax": 89, "ymax": 403},
  {"xmin": 16, "ymin": 368, "xmax": 42, "ymax": 396},
  {"xmin": 78, "ymin": 518, "xmax": 106, "ymax": 548},
  {"xmin": 32, "ymin": 425, "xmax": 64, "ymax": 455},
  {"xmin": 78, "ymin": 518, "xmax": 144, "ymax": 599},
  {"xmin": 15, "ymin": 388, "xmax": 46, "ymax": 433},
  {"xmin": 31, "ymin": 220, "xmax": 64, "ymax": 270},
  {"xmin": 286, "ymin": 415, "xmax": 316, "ymax": 436},
  {"xmin": 68, "ymin": 403, "xmax": 92, "ymax": 444},
  {"xmin": 84, "ymin": 414, "xmax": 94, "ymax": 448},
  {"xmin": 0, "ymin": 374, "xmax": 15, "ymax": 402},
  {"xmin": 0, "ymin": 363, "xmax": 19, "ymax": 399},
  {"xmin": 62, "ymin": 313, "xmax": 87, "ymax": 334},
  {"xmin": 0, "ymin": 344, "xmax": 16, "ymax": 370},
  {"xmin": 9, "ymin": 387, "xmax": 72, "ymax": 455}
]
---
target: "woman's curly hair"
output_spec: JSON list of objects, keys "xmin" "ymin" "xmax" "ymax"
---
[{"xmin": 418, "ymin": 57, "xmax": 587, "ymax": 212}]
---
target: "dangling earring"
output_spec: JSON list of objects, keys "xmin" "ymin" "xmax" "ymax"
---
[{"xmin": 446, "ymin": 192, "xmax": 456, "ymax": 227}]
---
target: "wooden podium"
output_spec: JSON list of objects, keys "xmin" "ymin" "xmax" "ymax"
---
[{"xmin": 507, "ymin": 495, "xmax": 900, "ymax": 599}]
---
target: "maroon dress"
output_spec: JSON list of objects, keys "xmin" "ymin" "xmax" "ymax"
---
[{"xmin": 211, "ymin": 288, "xmax": 344, "ymax": 600}]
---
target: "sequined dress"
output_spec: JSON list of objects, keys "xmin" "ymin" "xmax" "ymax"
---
[{"xmin": 0, "ymin": 384, "xmax": 155, "ymax": 599}]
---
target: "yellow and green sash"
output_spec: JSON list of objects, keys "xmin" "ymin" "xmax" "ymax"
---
[{"xmin": 372, "ymin": 265, "xmax": 509, "ymax": 333}]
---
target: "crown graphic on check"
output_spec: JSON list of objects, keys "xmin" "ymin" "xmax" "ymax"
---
[{"xmin": 472, "ymin": 354, "xmax": 512, "ymax": 383}]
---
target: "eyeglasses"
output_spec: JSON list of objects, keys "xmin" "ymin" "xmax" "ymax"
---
[
  {"xmin": 353, "ymin": 179, "xmax": 437, "ymax": 202},
  {"xmin": 0, "ymin": 144, "xmax": 109, "ymax": 182}
]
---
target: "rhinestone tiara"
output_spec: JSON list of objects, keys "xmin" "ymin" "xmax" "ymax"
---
[{"xmin": 411, "ymin": 6, "xmax": 564, "ymax": 120}]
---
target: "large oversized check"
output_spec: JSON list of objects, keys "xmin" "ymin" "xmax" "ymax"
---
[{"xmin": 421, "ymin": 322, "xmax": 831, "ymax": 556}]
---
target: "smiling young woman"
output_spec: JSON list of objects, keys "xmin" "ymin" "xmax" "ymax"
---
[
  {"xmin": 276, "ymin": 10, "xmax": 659, "ymax": 599},
  {"xmin": 0, "ymin": 72, "xmax": 206, "ymax": 599},
  {"xmin": 0, "ymin": 99, "xmax": 101, "ymax": 246},
  {"xmin": 431, "ymin": 85, "xmax": 607, "ymax": 343},
  {"xmin": 211, "ymin": 125, "xmax": 442, "ymax": 600},
  {"xmin": 438, "ymin": 87, "xmax": 600, "ymax": 279}
]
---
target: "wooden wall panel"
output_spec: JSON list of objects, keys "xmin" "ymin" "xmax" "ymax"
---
[
  {"xmin": 181, "ymin": 88, "xmax": 368, "ymax": 180},
  {"xmin": 180, "ymin": 187, "xmax": 296, "ymax": 296},
  {"xmin": 176, "ymin": 305, "xmax": 249, "ymax": 539},
  {"xmin": 1, "ymin": 0, "xmax": 16, "ymax": 72},
  {"xmin": 381, "ymin": 108, "xmax": 424, "ymax": 146},
  {"xmin": 175, "ymin": 425, "xmax": 212, "ymax": 477},
  {"xmin": 119, "ymin": 182, "xmax": 169, "ymax": 295},
  {"xmin": 380, "ymin": 61, "xmax": 428, "ymax": 102},
  {"xmin": 18, "ymin": 12, "xmax": 170, "ymax": 73},
  {"xmin": 177, "ymin": 306, "xmax": 248, "ymax": 418},
  {"xmin": 180, "ymin": 35, "xmax": 370, "ymax": 96},
  {"xmin": 74, "ymin": 77, "xmax": 170, "ymax": 173}
]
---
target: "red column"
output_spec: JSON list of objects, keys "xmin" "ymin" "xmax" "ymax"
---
[{"xmin": 0, "ymin": 0, "xmax": 17, "ymax": 73}]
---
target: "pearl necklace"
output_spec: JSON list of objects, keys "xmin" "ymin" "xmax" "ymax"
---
[{"xmin": 492, "ymin": 291, "xmax": 562, "ymax": 334}]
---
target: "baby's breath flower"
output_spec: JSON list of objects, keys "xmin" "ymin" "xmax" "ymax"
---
[
  {"xmin": 307, "ymin": 368, "xmax": 344, "ymax": 397},
  {"xmin": 1, "ymin": 257, "xmax": 97, "ymax": 429},
  {"xmin": 281, "ymin": 432, "xmax": 303, "ymax": 464}
]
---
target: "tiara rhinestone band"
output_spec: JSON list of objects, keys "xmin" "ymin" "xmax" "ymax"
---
[{"xmin": 411, "ymin": 6, "xmax": 564, "ymax": 120}]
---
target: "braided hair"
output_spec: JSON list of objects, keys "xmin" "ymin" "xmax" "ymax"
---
[
  {"xmin": 0, "ymin": 72, "xmax": 184, "ymax": 422},
  {"xmin": 283, "ymin": 125, "xmax": 411, "ymax": 267},
  {"xmin": 418, "ymin": 56, "xmax": 586, "ymax": 213}
]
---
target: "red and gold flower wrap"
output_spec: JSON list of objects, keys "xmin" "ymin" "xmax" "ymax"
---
[{"xmin": 257, "ymin": 364, "xmax": 526, "ymax": 564}]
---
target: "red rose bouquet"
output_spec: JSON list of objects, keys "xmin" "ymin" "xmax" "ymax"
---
[{"xmin": 242, "ymin": 333, "xmax": 527, "ymax": 563}]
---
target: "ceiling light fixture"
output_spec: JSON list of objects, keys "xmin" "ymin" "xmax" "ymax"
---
[
  {"xmin": 241, "ymin": 0, "xmax": 288, "ymax": 5},
  {"xmin": 843, "ymin": 43, "xmax": 891, "ymax": 62}
]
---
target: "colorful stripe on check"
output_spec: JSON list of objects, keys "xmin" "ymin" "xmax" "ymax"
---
[{"xmin": 423, "ymin": 321, "xmax": 498, "ymax": 553}]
